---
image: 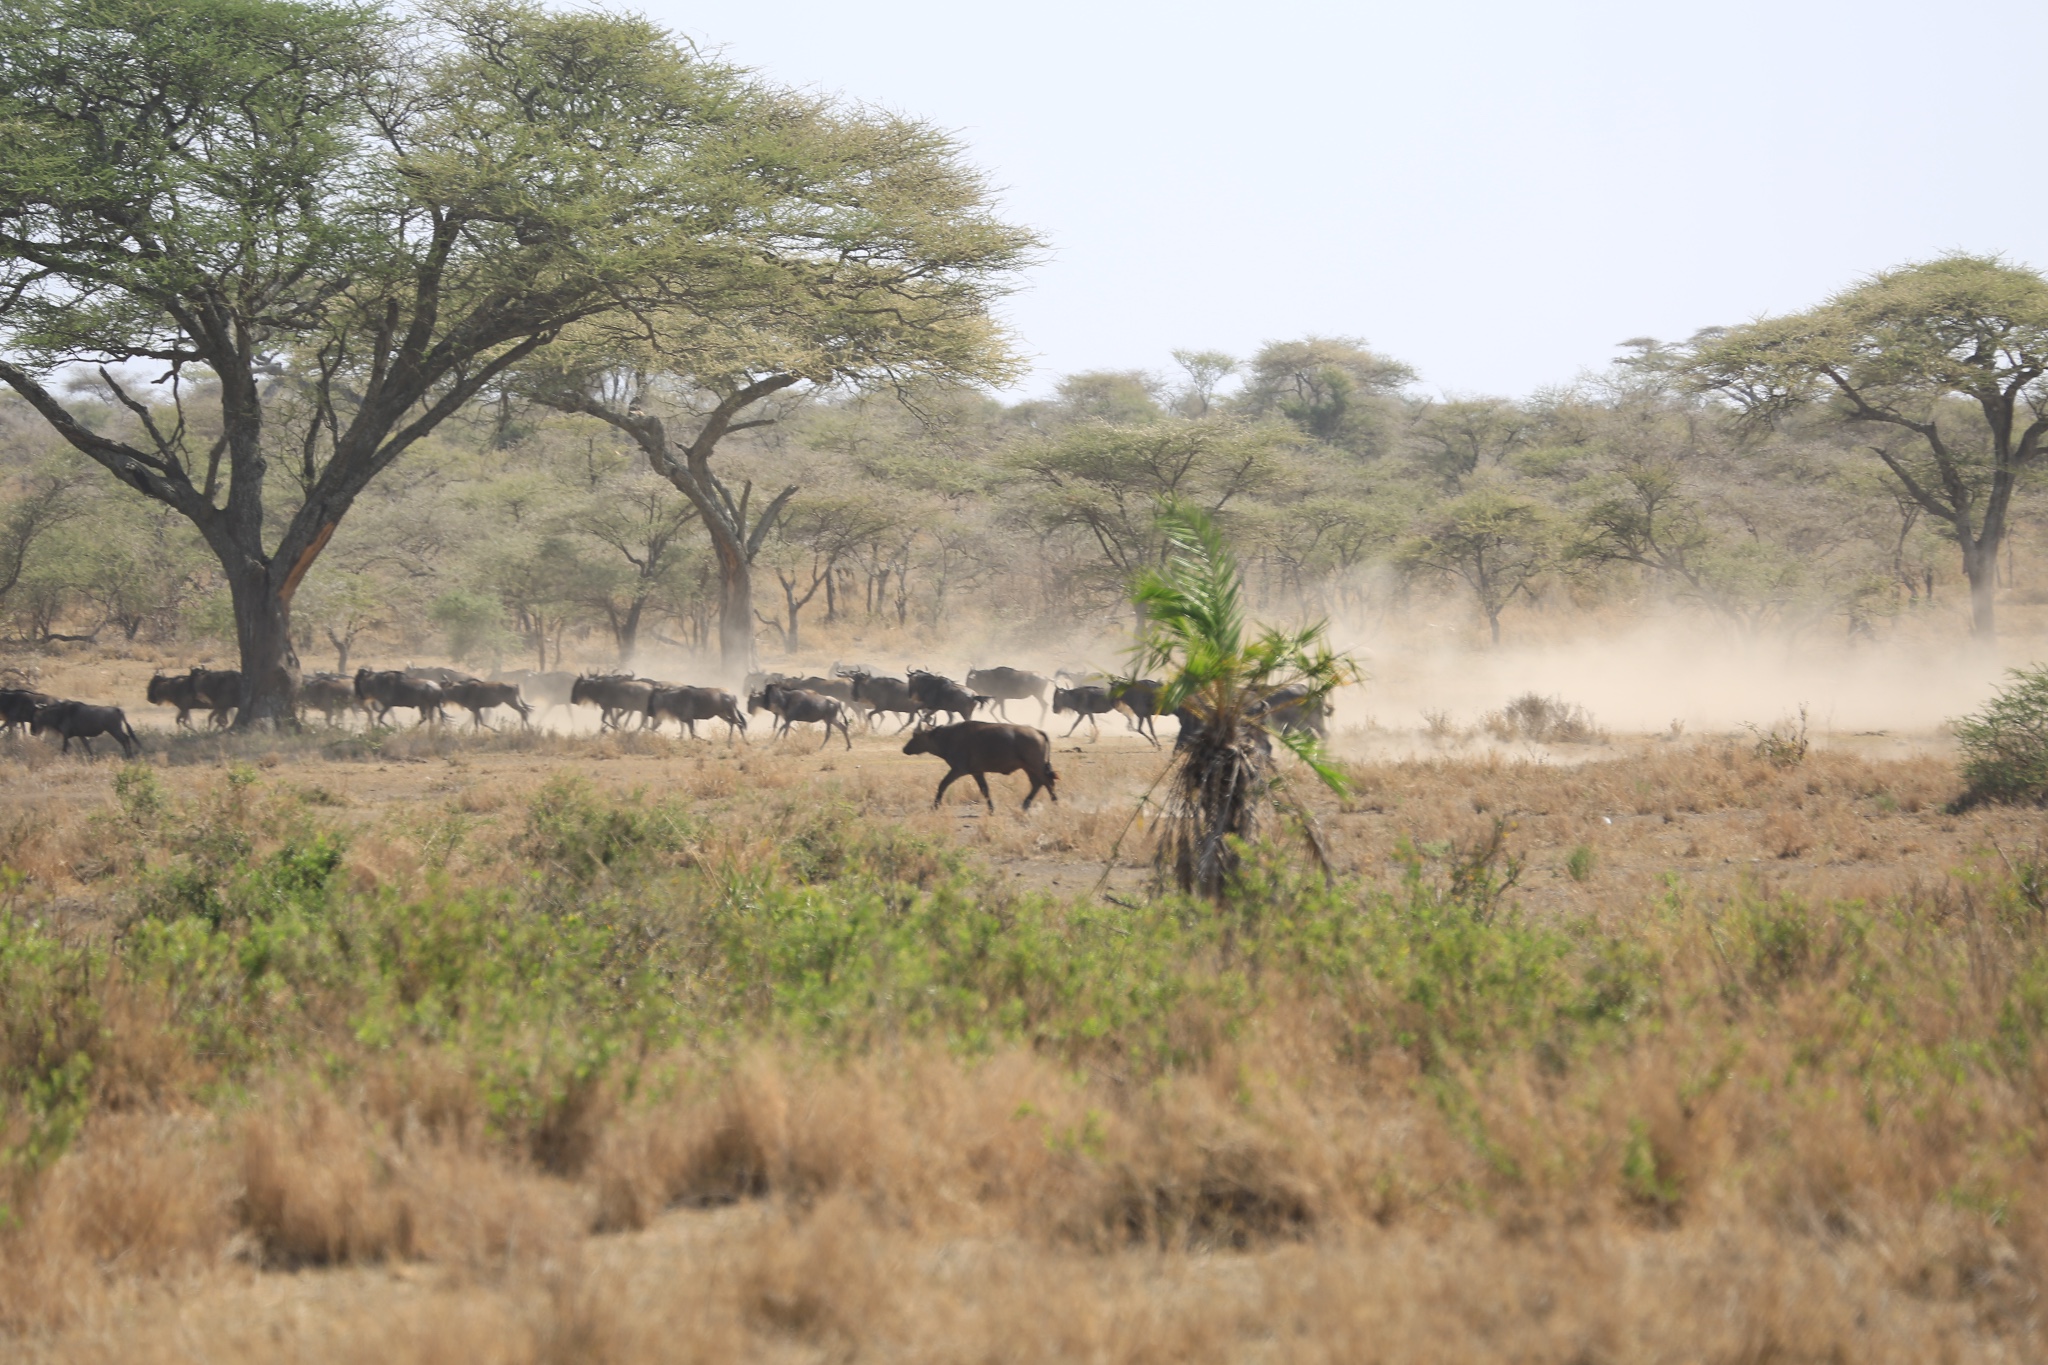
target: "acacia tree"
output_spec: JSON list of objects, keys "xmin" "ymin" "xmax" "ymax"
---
[
  {"xmin": 1398, "ymin": 488, "xmax": 1553, "ymax": 645},
  {"xmin": 0, "ymin": 0, "xmax": 821, "ymax": 722},
  {"xmin": 1016, "ymin": 418, "xmax": 1290, "ymax": 609},
  {"xmin": 559, "ymin": 467, "xmax": 698, "ymax": 666},
  {"xmin": 522, "ymin": 109, "xmax": 1035, "ymax": 675},
  {"xmin": 1686, "ymin": 255, "xmax": 2048, "ymax": 639}
]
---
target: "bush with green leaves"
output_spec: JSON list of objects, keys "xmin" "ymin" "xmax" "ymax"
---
[{"xmin": 1954, "ymin": 667, "xmax": 2048, "ymax": 807}]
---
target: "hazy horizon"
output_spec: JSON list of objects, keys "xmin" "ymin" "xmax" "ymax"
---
[{"xmin": 649, "ymin": 0, "xmax": 2048, "ymax": 402}]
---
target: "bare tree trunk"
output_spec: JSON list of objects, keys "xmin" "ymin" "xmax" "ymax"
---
[
  {"xmin": 227, "ymin": 560, "xmax": 303, "ymax": 728},
  {"xmin": 539, "ymin": 376, "xmax": 799, "ymax": 683},
  {"xmin": 720, "ymin": 552, "xmax": 753, "ymax": 675},
  {"xmin": 617, "ymin": 595, "xmax": 648, "ymax": 667},
  {"xmin": 1964, "ymin": 538, "xmax": 1998, "ymax": 639}
]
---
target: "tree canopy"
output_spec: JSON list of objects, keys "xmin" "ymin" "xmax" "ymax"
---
[
  {"xmin": 1686, "ymin": 254, "xmax": 2048, "ymax": 639},
  {"xmin": 0, "ymin": 0, "xmax": 1032, "ymax": 709}
]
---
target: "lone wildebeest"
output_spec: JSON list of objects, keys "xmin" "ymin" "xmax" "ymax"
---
[
  {"xmin": 31, "ymin": 700, "xmax": 141, "ymax": 757},
  {"xmin": 298, "ymin": 673, "xmax": 364, "ymax": 727},
  {"xmin": 1110, "ymin": 678, "xmax": 1166, "ymax": 747},
  {"xmin": 0, "ymin": 687, "xmax": 57, "ymax": 737},
  {"xmin": 571, "ymin": 675, "xmax": 656, "ymax": 731},
  {"xmin": 1051, "ymin": 684, "xmax": 1119, "ymax": 740},
  {"xmin": 835, "ymin": 667, "xmax": 923, "ymax": 732},
  {"xmin": 748, "ymin": 684, "xmax": 853, "ymax": 750},
  {"xmin": 645, "ymin": 685, "xmax": 747, "ymax": 740},
  {"xmin": 903, "ymin": 721, "xmax": 1058, "ymax": 812},
  {"xmin": 966, "ymin": 666, "xmax": 1051, "ymax": 723},
  {"xmin": 353, "ymin": 669, "xmax": 446, "ymax": 726},
  {"xmin": 441, "ymin": 678, "xmax": 532, "ymax": 730}
]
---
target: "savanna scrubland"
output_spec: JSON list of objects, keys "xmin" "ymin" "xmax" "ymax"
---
[{"xmin": 7, "ymin": 0, "xmax": 2048, "ymax": 1359}]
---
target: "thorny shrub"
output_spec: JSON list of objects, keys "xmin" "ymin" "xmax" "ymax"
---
[
  {"xmin": 1483, "ymin": 692, "xmax": 1605, "ymax": 744},
  {"xmin": 1954, "ymin": 665, "xmax": 2048, "ymax": 808}
]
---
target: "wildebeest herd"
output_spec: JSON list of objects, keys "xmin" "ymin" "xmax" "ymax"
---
[{"xmin": 2, "ymin": 660, "xmax": 1332, "ymax": 812}]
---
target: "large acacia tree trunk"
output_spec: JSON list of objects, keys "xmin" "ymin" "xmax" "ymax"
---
[{"xmin": 1963, "ymin": 535, "xmax": 1999, "ymax": 640}]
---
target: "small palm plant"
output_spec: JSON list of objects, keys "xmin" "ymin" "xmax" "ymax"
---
[{"xmin": 1130, "ymin": 503, "xmax": 1360, "ymax": 898}]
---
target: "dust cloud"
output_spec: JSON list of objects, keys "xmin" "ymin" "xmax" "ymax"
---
[{"xmin": 1334, "ymin": 623, "xmax": 2048, "ymax": 738}]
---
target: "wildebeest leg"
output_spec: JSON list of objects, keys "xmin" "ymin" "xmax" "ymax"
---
[
  {"xmin": 932, "ymin": 768, "xmax": 966, "ymax": 807},
  {"xmin": 1139, "ymin": 714, "xmax": 1159, "ymax": 747},
  {"xmin": 1062, "ymin": 712, "xmax": 1086, "ymax": 737},
  {"xmin": 1022, "ymin": 774, "xmax": 1046, "ymax": 810},
  {"xmin": 77, "ymin": 735, "xmax": 93, "ymax": 755},
  {"xmin": 893, "ymin": 711, "xmax": 917, "ymax": 734},
  {"xmin": 991, "ymin": 698, "xmax": 1009, "ymax": 720},
  {"xmin": 972, "ymin": 772, "xmax": 994, "ymax": 812}
]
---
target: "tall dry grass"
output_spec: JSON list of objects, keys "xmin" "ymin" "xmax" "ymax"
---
[{"xmin": 4, "ymin": 717, "xmax": 2048, "ymax": 1358}]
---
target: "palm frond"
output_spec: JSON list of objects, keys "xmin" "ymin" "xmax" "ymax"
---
[{"xmin": 1129, "ymin": 501, "xmax": 1362, "ymax": 898}]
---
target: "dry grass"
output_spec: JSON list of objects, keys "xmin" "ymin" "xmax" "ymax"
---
[
  {"xmin": 6, "ymin": 683, "xmax": 2048, "ymax": 1358},
  {"xmin": 8, "ymin": 1029, "xmax": 2044, "ymax": 1361}
]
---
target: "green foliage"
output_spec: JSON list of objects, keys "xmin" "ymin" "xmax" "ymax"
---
[
  {"xmin": 1566, "ymin": 845, "xmax": 1597, "ymax": 882},
  {"xmin": 1130, "ymin": 502, "xmax": 1359, "ymax": 896},
  {"xmin": 1397, "ymin": 488, "xmax": 1553, "ymax": 644},
  {"xmin": 430, "ymin": 589, "xmax": 513, "ymax": 667},
  {"xmin": 1954, "ymin": 667, "xmax": 2048, "ymax": 807},
  {"xmin": 22, "ymin": 769, "xmax": 2048, "ymax": 1230},
  {"xmin": 513, "ymin": 775, "xmax": 697, "ymax": 889},
  {"xmin": 0, "ymin": 882, "xmax": 103, "ymax": 1186}
]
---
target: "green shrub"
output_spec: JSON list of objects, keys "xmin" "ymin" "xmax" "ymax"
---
[
  {"xmin": 1954, "ymin": 667, "xmax": 2048, "ymax": 807},
  {"xmin": 514, "ymin": 775, "xmax": 696, "ymax": 889},
  {"xmin": 1566, "ymin": 844, "xmax": 1596, "ymax": 882}
]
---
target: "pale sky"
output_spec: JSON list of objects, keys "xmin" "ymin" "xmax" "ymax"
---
[{"xmin": 647, "ymin": 0, "xmax": 2048, "ymax": 402}]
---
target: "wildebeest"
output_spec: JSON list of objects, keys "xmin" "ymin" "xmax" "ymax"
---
[
  {"xmin": 492, "ymin": 669, "xmax": 578, "ymax": 726},
  {"xmin": 31, "ymin": 700, "xmax": 141, "ymax": 757},
  {"xmin": 645, "ymin": 685, "xmax": 746, "ymax": 740},
  {"xmin": 903, "ymin": 721, "xmax": 1058, "ymax": 812},
  {"xmin": 0, "ymin": 687, "xmax": 57, "ymax": 737},
  {"xmin": 441, "ymin": 678, "xmax": 532, "ymax": 730},
  {"xmin": 782, "ymin": 674, "xmax": 859, "ymax": 706},
  {"xmin": 571, "ymin": 675, "xmax": 656, "ymax": 730},
  {"xmin": 966, "ymin": 666, "xmax": 1051, "ymax": 722},
  {"xmin": 298, "ymin": 673, "xmax": 364, "ymax": 727},
  {"xmin": 145, "ymin": 667, "xmax": 242, "ymax": 729},
  {"xmin": 403, "ymin": 665, "xmax": 474, "ymax": 686},
  {"xmin": 907, "ymin": 669, "xmax": 986, "ymax": 726},
  {"xmin": 353, "ymin": 668, "xmax": 446, "ymax": 726},
  {"xmin": 1110, "ymin": 678, "xmax": 1166, "ymax": 746},
  {"xmin": 1252, "ymin": 682, "xmax": 1329, "ymax": 738},
  {"xmin": 1051, "ymin": 683, "xmax": 1119, "ymax": 740},
  {"xmin": 146, "ymin": 671, "xmax": 209, "ymax": 729},
  {"xmin": 748, "ymin": 683, "xmax": 853, "ymax": 750},
  {"xmin": 835, "ymin": 666, "xmax": 923, "ymax": 732}
]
